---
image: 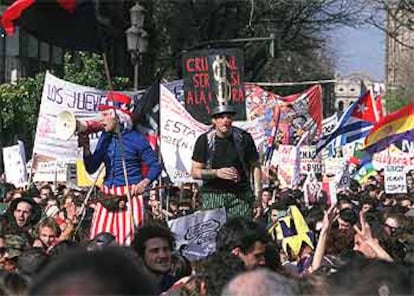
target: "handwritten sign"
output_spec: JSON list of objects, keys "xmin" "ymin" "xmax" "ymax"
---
[
  {"xmin": 384, "ymin": 164, "xmax": 407, "ymax": 194},
  {"xmin": 33, "ymin": 72, "xmax": 141, "ymax": 163},
  {"xmin": 182, "ymin": 48, "xmax": 245, "ymax": 124},
  {"xmin": 32, "ymin": 161, "xmax": 77, "ymax": 184},
  {"xmin": 300, "ymin": 146, "xmax": 322, "ymax": 174},
  {"xmin": 168, "ymin": 208, "xmax": 227, "ymax": 261},
  {"xmin": 2, "ymin": 141, "xmax": 28, "ymax": 187}
]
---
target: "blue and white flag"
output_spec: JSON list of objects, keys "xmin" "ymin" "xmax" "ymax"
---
[{"xmin": 316, "ymin": 91, "xmax": 378, "ymax": 155}]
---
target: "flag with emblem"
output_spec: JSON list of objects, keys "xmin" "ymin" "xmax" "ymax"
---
[{"xmin": 316, "ymin": 91, "xmax": 379, "ymax": 154}]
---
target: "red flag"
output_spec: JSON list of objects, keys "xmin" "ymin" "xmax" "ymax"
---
[
  {"xmin": 375, "ymin": 94, "xmax": 384, "ymax": 119},
  {"xmin": 1, "ymin": 0, "xmax": 129, "ymax": 51}
]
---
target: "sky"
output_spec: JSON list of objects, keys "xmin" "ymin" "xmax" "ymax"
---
[{"xmin": 331, "ymin": 25, "xmax": 385, "ymax": 81}]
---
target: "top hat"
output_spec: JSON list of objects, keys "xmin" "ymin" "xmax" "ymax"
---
[
  {"xmin": 98, "ymin": 91, "xmax": 134, "ymax": 117},
  {"xmin": 210, "ymin": 104, "xmax": 236, "ymax": 117}
]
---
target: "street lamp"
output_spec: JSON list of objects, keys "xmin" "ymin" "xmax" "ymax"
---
[{"xmin": 126, "ymin": 2, "xmax": 149, "ymax": 90}]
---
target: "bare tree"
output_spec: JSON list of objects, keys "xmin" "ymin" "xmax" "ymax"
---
[{"xmin": 150, "ymin": 0, "xmax": 368, "ymax": 81}]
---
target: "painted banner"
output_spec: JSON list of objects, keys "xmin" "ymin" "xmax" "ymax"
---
[
  {"xmin": 303, "ymin": 169, "xmax": 321, "ymax": 207},
  {"xmin": 336, "ymin": 162, "xmax": 351, "ymax": 191},
  {"xmin": 277, "ymin": 145, "xmax": 300, "ymax": 188},
  {"xmin": 182, "ymin": 48, "xmax": 245, "ymax": 124},
  {"xmin": 372, "ymin": 146, "xmax": 414, "ymax": 171},
  {"xmin": 384, "ymin": 164, "xmax": 407, "ymax": 194},
  {"xmin": 2, "ymin": 141, "xmax": 28, "ymax": 187},
  {"xmin": 33, "ymin": 72, "xmax": 141, "ymax": 164},
  {"xmin": 160, "ymin": 84, "xmax": 266, "ymax": 183},
  {"xmin": 168, "ymin": 208, "xmax": 227, "ymax": 261}
]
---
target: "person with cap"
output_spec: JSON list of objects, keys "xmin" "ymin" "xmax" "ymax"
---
[
  {"xmin": 0, "ymin": 196, "xmax": 41, "ymax": 244},
  {"xmin": 191, "ymin": 103, "xmax": 262, "ymax": 218},
  {"xmin": 78, "ymin": 91, "xmax": 162, "ymax": 245},
  {"xmin": 0, "ymin": 234, "xmax": 28, "ymax": 272}
]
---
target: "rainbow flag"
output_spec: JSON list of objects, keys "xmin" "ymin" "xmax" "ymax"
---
[{"xmin": 364, "ymin": 104, "xmax": 414, "ymax": 154}]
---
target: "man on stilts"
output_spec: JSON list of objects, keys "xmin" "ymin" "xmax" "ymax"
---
[{"xmin": 78, "ymin": 92, "xmax": 162, "ymax": 245}]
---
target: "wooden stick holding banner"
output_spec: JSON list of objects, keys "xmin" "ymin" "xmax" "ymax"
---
[{"xmin": 102, "ymin": 53, "xmax": 136, "ymax": 242}]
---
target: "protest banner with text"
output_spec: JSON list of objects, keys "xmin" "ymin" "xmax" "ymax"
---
[
  {"xmin": 385, "ymin": 164, "xmax": 407, "ymax": 194},
  {"xmin": 168, "ymin": 208, "xmax": 227, "ymax": 261},
  {"xmin": 182, "ymin": 48, "xmax": 246, "ymax": 124},
  {"xmin": 2, "ymin": 141, "xmax": 27, "ymax": 187}
]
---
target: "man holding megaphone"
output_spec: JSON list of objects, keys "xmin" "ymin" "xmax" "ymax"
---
[{"xmin": 78, "ymin": 91, "xmax": 162, "ymax": 245}]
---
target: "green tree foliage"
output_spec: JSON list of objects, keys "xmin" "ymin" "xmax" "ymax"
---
[
  {"xmin": 63, "ymin": 52, "xmax": 130, "ymax": 90},
  {"xmin": 385, "ymin": 86, "xmax": 414, "ymax": 112}
]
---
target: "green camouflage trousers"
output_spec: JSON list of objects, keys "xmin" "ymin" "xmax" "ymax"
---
[{"xmin": 201, "ymin": 189, "xmax": 254, "ymax": 219}]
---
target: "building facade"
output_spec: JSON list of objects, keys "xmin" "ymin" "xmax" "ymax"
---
[{"xmin": 335, "ymin": 73, "xmax": 385, "ymax": 114}]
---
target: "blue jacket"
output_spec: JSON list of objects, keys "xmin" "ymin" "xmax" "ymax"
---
[{"xmin": 84, "ymin": 130, "xmax": 162, "ymax": 187}]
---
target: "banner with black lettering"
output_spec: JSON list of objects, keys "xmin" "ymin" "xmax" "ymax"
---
[
  {"xmin": 182, "ymin": 48, "xmax": 246, "ymax": 124},
  {"xmin": 168, "ymin": 208, "xmax": 227, "ymax": 261},
  {"xmin": 33, "ymin": 72, "xmax": 141, "ymax": 163},
  {"xmin": 384, "ymin": 164, "xmax": 407, "ymax": 194}
]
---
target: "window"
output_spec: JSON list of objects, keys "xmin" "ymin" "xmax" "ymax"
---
[{"xmin": 338, "ymin": 101, "xmax": 344, "ymax": 113}]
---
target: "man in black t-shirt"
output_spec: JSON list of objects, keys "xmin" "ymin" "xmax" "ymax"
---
[{"xmin": 191, "ymin": 105, "xmax": 262, "ymax": 218}]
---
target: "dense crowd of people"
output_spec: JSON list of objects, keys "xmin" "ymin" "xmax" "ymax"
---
[
  {"xmin": 0, "ymin": 172, "xmax": 412, "ymax": 295},
  {"xmin": 0, "ymin": 93, "xmax": 412, "ymax": 295}
]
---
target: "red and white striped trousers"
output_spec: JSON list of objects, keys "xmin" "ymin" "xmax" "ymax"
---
[{"xmin": 89, "ymin": 185, "xmax": 144, "ymax": 246}]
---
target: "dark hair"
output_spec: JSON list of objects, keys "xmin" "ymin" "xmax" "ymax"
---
[
  {"xmin": 39, "ymin": 184, "xmax": 53, "ymax": 192},
  {"xmin": 360, "ymin": 195, "xmax": 377, "ymax": 207},
  {"xmin": 170, "ymin": 252, "xmax": 192, "ymax": 279},
  {"xmin": 216, "ymin": 218, "xmax": 269, "ymax": 254},
  {"xmin": 305, "ymin": 206, "xmax": 324, "ymax": 232},
  {"xmin": 48, "ymin": 240, "xmax": 83, "ymax": 259},
  {"xmin": 131, "ymin": 223, "xmax": 175, "ymax": 257},
  {"xmin": 339, "ymin": 208, "xmax": 358, "ymax": 226},
  {"xmin": 199, "ymin": 252, "xmax": 246, "ymax": 296},
  {"xmin": 30, "ymin": 248, "xmax": 157, "ymax": 295},
  {"xmin": 17, "ymin": 248, "xmax": 49, "ymax": 278},
  {"xmin": 328, "ymin": 258, "xmax": 412, "ymax": 295},
  {"xmin": 264, "ymin": 242, "xmax": 281, "ymax": 272}
]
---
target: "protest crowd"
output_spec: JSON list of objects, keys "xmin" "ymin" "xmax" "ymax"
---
[
  {"xmin": 0, "ymin": 81, "xmax": 413, "ymax": 295},
  {"xmin": 0, "ymin": 2, "xmax": 413, "ymax": 295}
]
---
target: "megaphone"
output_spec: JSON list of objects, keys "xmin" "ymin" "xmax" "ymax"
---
[{"xmin": 56, "ymin": 111, "xmax": 104, "ymax": 140}]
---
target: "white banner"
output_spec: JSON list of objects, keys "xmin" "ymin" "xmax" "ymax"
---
[
  {"xmin": 33, "ymin": 72, "xmax": 141, "ymax": 163},
  {"xmin": 160, "ymin": 84, "xmax": 266, "ymax": 183},
  {"xmin": 384, "ymin": 164, "xmax": 407, "ymax": 194},
  {"xmin": 322, "ymin": 113, "xmax": 337, "ymax": 136},
  {"xmin": 32, "ymin": 161, "xmax": 77, "ymax": 184},
  {"xmin": 2, "ymin": 141, "xmax": 28, "ymax": 187},
  {"xmin": 372, "ymin": 146, "xmax": 414, "ymax": 172},
  {"xmin": 168, "ymin": 208, "xmax": 227, "ymax": 261},
  {"xmin": 336, "ymin": 162, "xmax": 350, "ymax": 191},
  {"xmin": 323, "ymin": 157, "xmax": 346, "ymax": 176},
  {"xmin": 160, "ymin": 84, "xmax": 209, "ymax": 183},
  {"xmin": 300, "ymin": 146, "xmax": 322, "ymax": 174}
]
